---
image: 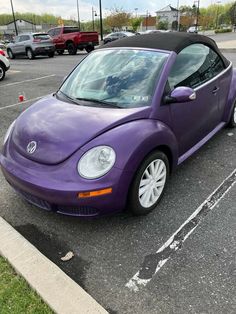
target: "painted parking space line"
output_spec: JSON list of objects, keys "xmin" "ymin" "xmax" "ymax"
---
[
  {"xmin": 126, "ymin": 168, "xmax": 236, "ymax": 292},
  {"xmin": 8, "ymin": 70, "xmax": 21, "ymax": 74},
  {"xmin": 0, "ymin": 94, "xmax": 50, "ymax": 111},
  {"xmin": 0, "ymin": 74, "xmax": 56, "ymax": 88}
]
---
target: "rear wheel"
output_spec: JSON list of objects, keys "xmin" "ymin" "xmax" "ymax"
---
[
  {"xmin": 227, "ymin": 102, "xmax": 236, "ymax": 128},
  {"xmin": 128, "ymin": 151, "xmax": 169, "ymax": 216},
  {"xmin": 57, "ymin": 50, "xmax": 64, "ymax": 55},
  {"xmin": 48, "ymin": 52, "xmax": 55, "ymax": 58},
  {"xmin": 85, "ymin": 45, "xmax": 94, "ymax": 53},
  {"xmin": 67, "ymin": 43, "xmax": 77, "ymax": 55},
  {"xmin": 26, "ymin": 48, "xmax": 34, "ymax": 60},
  {"xmin": 7, "ymin": 49, "xmax": 15, "ymax": 59},
  {"xmin": 0, "ymin": 63, "xmax": 6, "ymax": 81}
]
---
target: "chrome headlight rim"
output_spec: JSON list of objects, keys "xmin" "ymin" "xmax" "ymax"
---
[
  {"xmin": 3, "ymin": 120, "xmax": 16, "ymax": 145},
  {"xmin": 78, "ymin": 145, "xmax": 116, "ymax": 180}
]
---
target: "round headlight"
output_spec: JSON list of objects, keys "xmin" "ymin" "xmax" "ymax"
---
[
  {"xmin": 3, "ymin": 120, "xmax": 16, "ymax": 145},
  {"xmin": 78, "ymin": 146, "xmax": 116, "ymax": 179}
]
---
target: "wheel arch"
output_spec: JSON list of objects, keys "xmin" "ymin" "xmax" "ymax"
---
[{"xmin": 0, "ymin": 60, "xmax": 6, "ymax": 71}]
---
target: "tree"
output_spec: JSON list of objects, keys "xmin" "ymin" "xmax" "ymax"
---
[
  {"xmin": 130, "ymin": 17, "xmax": 142, "ymax": 32},
  {"xmin": 157, "ymin": 20, "xmax": 168, "ymax": 30},
  {"xmin": 228, "ymin": 2, "xmax": 236, "ymax": 25},
  {"xmin": 106, "ymin": 7, "xmax": 131, "ymax": 30}
]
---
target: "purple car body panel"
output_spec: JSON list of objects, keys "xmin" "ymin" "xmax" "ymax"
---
[{"xmin": 1, "ymin": 33, "xmax": 235, "ymax": 217}]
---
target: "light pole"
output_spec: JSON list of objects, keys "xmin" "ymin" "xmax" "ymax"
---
[
  {"xmin": 99, "ymin": 0, "xmax": 103, "ymax": 41},
  {"xmin": 176, "ymin": 0, "xmax": 180, "ymax": 31},
  {"xmin": 92, "ymin": 7, "xmax": 97, "ymax": 31},
  {"xmin": 146, "ymin": 10, "xmax": 150, "ymax": 30},
  {"xmin": 10, "ymin": 0, "xmax": 18, "ymax": 36},
  {"xmin": 215, "ymin": 1, "xmax": 221, "ymax": 29},
  {"xmin": 134, "ymin": 8, "xmax": 138, "ymax": 18},
  {"xmin": 192, "ymin": 0, "xmax": 200, "ymax": 33},
  {"xmin": 76, "ymin": 0, "xmax": 80, "ymax": 29}
]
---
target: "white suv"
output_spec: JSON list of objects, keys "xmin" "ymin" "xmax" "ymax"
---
[{"xmin": 0, "ymin": 54, "xmax": 10, "ymax": 81}]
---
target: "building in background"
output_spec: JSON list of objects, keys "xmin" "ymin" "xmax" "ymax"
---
[
  {"xmin": 138, "ymin": 16, "xmax": 157, "ymax": 32},
  {"xmin": 0, "ymin": 19, "xmax": 43, "ymax": 40},
  {"xmin": 156, "ymin": 5, "xmax": 179, "ymax": 30}
]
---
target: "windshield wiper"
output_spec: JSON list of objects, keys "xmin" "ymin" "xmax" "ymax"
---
[
  {"xmin": 76, "ymin": 97, "xmax": 122, "ymax": 108},
  {"xmin": 57, "ymin": 91, "xmax": 81, "ymax": 105}
]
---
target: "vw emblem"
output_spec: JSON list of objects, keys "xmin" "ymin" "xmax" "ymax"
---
[{"xmin": 27, "ymin": 141, "xmax": 37, "ymax": 154}]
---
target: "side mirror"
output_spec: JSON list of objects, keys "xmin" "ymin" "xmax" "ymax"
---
[{"xmin": 165, "ymin": 86, "xmax": 196, "ymax": 104}]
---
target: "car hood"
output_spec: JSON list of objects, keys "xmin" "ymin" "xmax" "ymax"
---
[{"xmin": 11, "ymin": 95, "xmax": 150, "ymax": 165}]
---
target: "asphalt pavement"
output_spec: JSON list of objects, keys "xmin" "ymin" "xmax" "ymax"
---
[{"xmin": 0, "ymin": 51, "xmax": 235, "ymax": 314}]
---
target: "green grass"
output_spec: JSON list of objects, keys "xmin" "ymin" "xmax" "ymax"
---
[{"xmin": 0, "ymin": 256, "xmax": 53, "ymax": 314}]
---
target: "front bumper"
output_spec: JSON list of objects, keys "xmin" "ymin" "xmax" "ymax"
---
[{"xmin": 0, "ymin": 144, "xmax": 133, "ymax": 217}]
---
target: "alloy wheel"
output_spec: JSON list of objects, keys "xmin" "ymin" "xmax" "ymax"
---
[{"xmin": 138, "ymin": 159, "xmax": 167, "ymax": 208}]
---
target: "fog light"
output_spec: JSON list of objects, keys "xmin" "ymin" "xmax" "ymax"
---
[{"xmin": 78, "ymin": 187, "xmax": 112, "ymax": 198}]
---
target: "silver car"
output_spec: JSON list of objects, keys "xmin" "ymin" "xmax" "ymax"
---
[{"xmin": 7, "ymin": 33, "xmax": 55, "ymax": 60}]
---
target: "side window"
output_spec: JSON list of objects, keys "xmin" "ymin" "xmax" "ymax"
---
[
  {"xmin": 19, "ymin": 36, "xmax": 26, "ymax": 42},
  {"xmin": 54, "ymin": 28, "xmax": 61, "ymax": 36},
  {"xmin": 168, "ymin": 44, "xmax": 225, "ymax": 90},
  {"xmin": 48, "ymin": 29, "xmax": 55, "ymax": 37}
]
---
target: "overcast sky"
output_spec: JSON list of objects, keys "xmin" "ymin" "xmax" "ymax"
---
[{"xmin": 1, "ymin": 0, "xmax": 232, "ymax": 21}]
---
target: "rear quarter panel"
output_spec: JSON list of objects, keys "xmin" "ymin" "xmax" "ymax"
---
[{"xmin": 223, "ymin": 67, "xmax": 236, "ymax": 122}]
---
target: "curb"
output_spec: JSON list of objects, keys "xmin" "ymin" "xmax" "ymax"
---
[
  {"xmin": 219, "ymin": 48, "xmax": 236, "ymax": 53},
  {"xmin": 0, "ymin": 216, "xmax": 108, "ymax": 314}
]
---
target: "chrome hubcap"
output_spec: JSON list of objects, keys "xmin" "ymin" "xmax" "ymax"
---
[{"xmin": 139, "ymin": 159, "xmax": 167, "ymax": 208}]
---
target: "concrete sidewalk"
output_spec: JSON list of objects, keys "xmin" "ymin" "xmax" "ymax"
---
[{"xmin": 0, "ymin": 216, "xmax": 108, "ymax": 314}]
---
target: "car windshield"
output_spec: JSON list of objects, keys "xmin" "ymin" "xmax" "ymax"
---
[{"xmin": 60, "ymin": 49, "xmax": 168, "ymax": 108}]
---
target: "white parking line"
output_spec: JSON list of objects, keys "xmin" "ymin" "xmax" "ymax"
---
[
  {"xmin": 0, "ymin": 94, "xmax": 50, "ymax": 111},
  {"xmin": 0, "ymin": 74, "xmax": 56, "ymax": 88},
  {"xmin": 126, "ymin": 168, "xmax": 236, "ymax": 292}
]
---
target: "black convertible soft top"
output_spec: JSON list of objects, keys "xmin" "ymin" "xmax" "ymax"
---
[{"xmin": 102, "ymin": 32, "xmax": 230, "ymax": 67}]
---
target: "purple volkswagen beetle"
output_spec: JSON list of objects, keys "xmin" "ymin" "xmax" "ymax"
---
[{"xmin": 1, "ymin": 33, "xmax": 236, "ymax": 217}]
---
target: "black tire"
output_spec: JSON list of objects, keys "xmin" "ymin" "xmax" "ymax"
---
[
  {"xmin": 85, "ymin": 45, "xmax": 94, "ymax": 53},
  {"xmin": 48, "ymin": 52, "xmax": 55, "ymax": 58},
  {"xmin": 67, "ymin": 43, "xmax": 77, "ymax": 55},
  {"xmin": 26, "ymin": 48, "xmax": 34, "ymax": 60},
  {"xmin": 0, "ymin": 63, "xmax": 6, "ymax": 81},
  {"xmin": 57, "ymin": 50, "xmax": 64, "ymax": 55},
  {"xmin": 227, "ymin": 102, "xmax": 236, "ymax": 128},
  {"xmin": 7, "ymin": 49, "xmax": 15, "ymax": 59},
  {"xmin": 128, "ymin": 151, "xmax": 169, "ymax": 216}
]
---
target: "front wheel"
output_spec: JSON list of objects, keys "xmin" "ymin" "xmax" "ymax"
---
[
  {"xmin": 128, "ymin": 151, "xmax": 169, "ymax": 215},
  {"xmin": 227, "ymin": 102, "xmax": 236, "ymax": 128},
  {"xmin": 0, "ymin": 64, "xmax": 6, "ymax": 81},
  {"xmin": 7, "ymin": 49, "xmax": 15, "ymax": 59}
]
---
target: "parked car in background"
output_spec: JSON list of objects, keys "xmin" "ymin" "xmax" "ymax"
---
[
  {"xmin": 0, "ymin": 42, "xmax": 6, "ymax": 50},
  {"xmin": 7, "ymin": 33, "xmax": 55, "ymax": 60},
  {"xmin": 47, "ymin": 26, "xmax": 99, "ymax": 54},
  {"xmin": 0, "ymin": 53, "xmax": 10, "ymax": 81},
  {"xmin": 1, "ymin": 33, "xmax": 235, "ymax": 217},
  {"xmin": 0, "ymin": 49, "xmax": 6, "ymax": 56},
  {"xmin": 103, "ymin": 31, "xmax": 135, "ymax": 44},
  {"xmin": 187, "ymin": 26, "xmax": 198, "ymax": 33}
]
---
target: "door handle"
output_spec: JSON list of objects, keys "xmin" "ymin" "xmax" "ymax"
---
[{"xmin": 212, "ymin": 87, "xmax": 219, "ymax": 94}]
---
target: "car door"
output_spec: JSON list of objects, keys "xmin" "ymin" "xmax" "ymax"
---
[
  {"xmin": 167, "ymin": 43, "xmax": 225, "ymax": 156},
  {"xmin": 11, "ymin": 36, "xmax": 21, "ymax": 54},
  {"xmin": 15, "ymin": 35, "xmax": 26, "ymax": 54}
]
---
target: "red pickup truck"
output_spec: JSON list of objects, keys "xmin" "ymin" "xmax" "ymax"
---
[{"xmin": 47, "ymin": 26, "xmax": 99, "ymax": 54}]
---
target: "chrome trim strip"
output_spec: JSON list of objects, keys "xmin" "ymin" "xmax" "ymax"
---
[{"xmin": 194, "ymin": 61, "xmax": 232, "ymax": 91}]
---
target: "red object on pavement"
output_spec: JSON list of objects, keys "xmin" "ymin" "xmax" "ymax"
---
[
  {"xmin": 18, "ymin": 95, "xmax": 25, "ymax": 102},
  {"xmin": 0, "ymin": 49, "xmax": 6, "ymax": 56}
]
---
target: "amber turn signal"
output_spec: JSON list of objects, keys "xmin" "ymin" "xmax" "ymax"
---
[{"xmin": 78, "ymin": 187, "xmax": 112, "ymax": 198}]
